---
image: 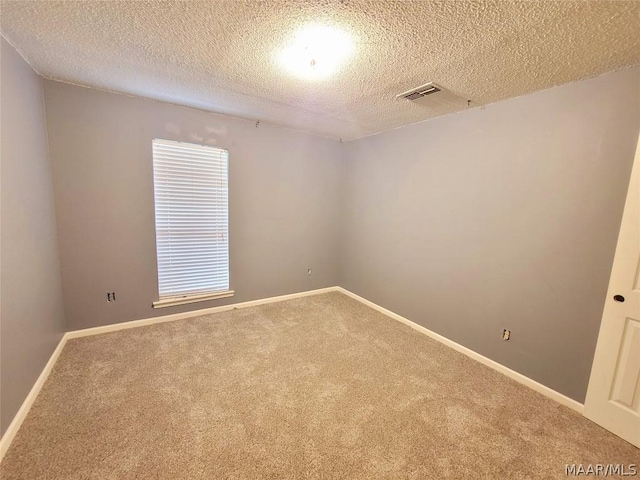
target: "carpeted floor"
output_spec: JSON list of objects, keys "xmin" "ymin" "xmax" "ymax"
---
[{"xmin": 1, "ymin": 292, "xmax": 638, "ymax": 479}]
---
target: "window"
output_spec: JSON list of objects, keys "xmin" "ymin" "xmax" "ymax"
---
[{"xmin": 152, "ymin": 139, "xmax": 232, "ymax": 308}]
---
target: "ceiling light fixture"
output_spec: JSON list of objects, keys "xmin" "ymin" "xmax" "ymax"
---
[{"xmin": 279, "ymin": 24, "xmax": 354, "ymax": 81}]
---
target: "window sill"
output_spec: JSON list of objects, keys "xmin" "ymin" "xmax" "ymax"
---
[{"xmin": 152, "ymin": 290, "xmax": 235, "ymax": 309}]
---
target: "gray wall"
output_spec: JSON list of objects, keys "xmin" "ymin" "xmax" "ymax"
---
[
  {"xmin": 43, "ymin": 81, "xmax": 343, "ymax": 331},
  {"xmin": 341, "ymin": 67, "xmax": 640, "ymax": 403},
  {"xmin": 5, "ymin": 50, "xmax": 638, "ymax": 416},
  {"xmin": 0, "ymin": 38, "xmax": 66, "ymax": 435}
]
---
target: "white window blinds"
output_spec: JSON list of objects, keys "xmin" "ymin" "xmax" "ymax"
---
[{"xmin": 152, "ymin": 139, "xmax": 230, "ymax": 302}]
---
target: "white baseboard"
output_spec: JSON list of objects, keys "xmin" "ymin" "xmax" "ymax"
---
[
  {"xmin": 0, "ymin": 284, "xmax": 584, "ymax": 463},
  {"xmin": 66, "ymin": 287, "xmax": 340, "ymax": 339},
  {"xmin": 336, "ymin": 287, "xmax": 584, "ymax": 414},
  {"xmin": 0, "ymin": 286, "xmax": 338, "ymax": 462},
  {"xmin": 0, "ymin": 334, "xmax": 68, "ymax": 463}
]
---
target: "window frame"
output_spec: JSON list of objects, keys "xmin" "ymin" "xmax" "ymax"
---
[{"xmin": 151, "ymin": 138, "xmax": 233, "ymax": 308}]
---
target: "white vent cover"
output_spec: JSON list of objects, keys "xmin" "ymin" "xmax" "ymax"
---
[{"xmin": 396, "ymin": 83, "xmax": 468, "ymax": 108}]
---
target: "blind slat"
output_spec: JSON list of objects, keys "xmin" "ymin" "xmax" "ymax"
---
[{"xmin": 153, "ymin": 139, "xmax": 229, "ymax": 299}]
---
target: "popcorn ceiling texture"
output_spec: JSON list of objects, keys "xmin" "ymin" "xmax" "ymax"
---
[{"xmin": 1, "ymin": 0, "xmax": 639, "ymax": 140}]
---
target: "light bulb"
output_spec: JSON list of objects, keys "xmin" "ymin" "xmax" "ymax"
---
[{"xmin": 279, "ymin": 24, "xmax": 354, "ymax": 80}]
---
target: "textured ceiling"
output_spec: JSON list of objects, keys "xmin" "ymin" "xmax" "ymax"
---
[{"xmin": 1, "ymin": 1, "xmax": 639, "ymax": 140}]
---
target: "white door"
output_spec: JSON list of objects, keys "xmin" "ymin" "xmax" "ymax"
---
[{"xmin": 584, "ymin": 132, "xmax": 640, "ymax": 448}]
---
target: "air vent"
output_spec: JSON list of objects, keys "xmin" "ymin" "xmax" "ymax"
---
[
  {"xmin": 399, "ymin": 84, "xmax": 441, "ymax": 100},
  {"xmin": 396, "ymin": 83, "xmax": 468, "ymax": 109}
]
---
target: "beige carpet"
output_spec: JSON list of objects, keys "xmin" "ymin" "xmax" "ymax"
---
[{"xmin": 1, "ymin": 292, "xmax": 638, "ymax": 479}]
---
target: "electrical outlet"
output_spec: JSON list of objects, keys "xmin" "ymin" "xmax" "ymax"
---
[
  {"xmin": 502, "ymin": 329, "xmax": 510, "ymax": 341},
  {"xmin": 107, "ymin": 292, "xmax": 117, "ymax": 302},
  {"xmin": 308, "ymin": 268, "xmax": 312, "ymax": 276}
]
